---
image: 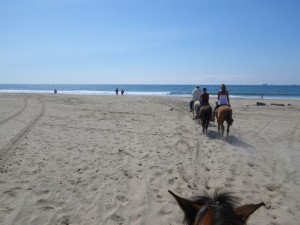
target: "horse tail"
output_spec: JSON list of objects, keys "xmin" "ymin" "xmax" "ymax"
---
[
  {"xmin": 200, "ymin": 106, "xmax": 212, "ymax": 129},
  {"xmin": 207, "ymin": 106, "xmax": 212, "ymax": 123},
  {"xmin": 226, "ymin": 108, "xmax": 233, "ymax": 126}
]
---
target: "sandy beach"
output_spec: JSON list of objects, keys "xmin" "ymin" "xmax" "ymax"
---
[{"xmin": 0, "ymin": 93, "xmax": 299, "ymax": 225}]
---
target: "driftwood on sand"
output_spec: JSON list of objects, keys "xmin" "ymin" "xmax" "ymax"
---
[
  {"xmin": 271, "ymin": 103, "xmax": 285, "ymax": 106},
  {"xmin": 257, "ymin": 102, "xmax": 288, "ymax": 107},
  {"xmin": 256, "ymin": 102, "xmax": 266, "ymax": 106}
]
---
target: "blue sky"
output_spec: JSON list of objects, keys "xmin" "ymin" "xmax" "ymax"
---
[{"xmin": 1, "ymin": 0, "xmax": 299, "ymax": 85}]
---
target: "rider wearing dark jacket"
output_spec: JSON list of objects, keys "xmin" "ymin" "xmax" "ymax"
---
[{"xmin": 200, "ymin": 88, "xmax": 210, "ymax": 106}]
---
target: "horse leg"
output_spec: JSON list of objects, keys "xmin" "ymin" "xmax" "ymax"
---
[
  {"xmin": 205, "ymin": 118, "xmax": 209, "ymax": 134},
  {"xmin": 200, "ymin": 116, "xmax": 204, "ymax": 133},
  {"xmin": 205, "ymin": 108, "xmax": 211, "ymax": 134},
  {"xmin": 226, "ymin": 122, "xmax": 230, "ymax": 140},
  {"xmin": 221, "ymin": 123, "xmax": 225, "ymax": 139}
]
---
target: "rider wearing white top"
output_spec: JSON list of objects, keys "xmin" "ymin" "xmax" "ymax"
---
[
  {"xmin": 192, "ymin": 86, "xmax": 201, "ymax": 101},
  {"xmin": 218, "ymin": 94, "xmax": 229, "ymax": 105},
  {"xmin": 217, "ymin": 84, "xmax": 230, "ymax": 106},
  {"xmin": 212, "ymin": 84, "xmax": 230, "ymax": 120},
  {"xmin": 189, "ymin": 86, "xmax": 201, "ymax": 112}
]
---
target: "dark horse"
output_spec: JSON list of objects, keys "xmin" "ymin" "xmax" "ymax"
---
[
  {"xmin": 199, "ymin": 105, "xmax": 212, "ymax": 134},
  {"xmin": 169, "ymin": 190, "xmax": 265, "ymax": 225},
  {"xmin": 215, "ymin": 105, "xmax": 233, "ymax": 140}
]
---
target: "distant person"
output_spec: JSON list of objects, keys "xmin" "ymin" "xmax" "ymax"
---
[
  {"xmin": 190, "ymin": 85, "xmax": 201, "ymax": 112},
  {"xmin": 212, "ymin": 84, "xmax": 230, "ymax": 118},
  {"xmin": 115, "ymin": 88, "xmax": 119, "ymax": 95},
  {"xmin": 121, "ymin": 89, "xmax": 124, "ymax": 96},
  {"xmin": 54, "ymin": 89, "xmax": 57, "ymax": 94}
]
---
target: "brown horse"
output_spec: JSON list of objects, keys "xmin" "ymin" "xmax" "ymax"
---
[
  {"xmin": 215, "ymin": 105, "xmax": 233, "ymax": 140},
  {"xmin": 199, "ymin": 105, "xmax": 212, "ymax": 134},
  {"xmin": 169, "ymin": 190, "xmax": 265, "ymax": 225}
]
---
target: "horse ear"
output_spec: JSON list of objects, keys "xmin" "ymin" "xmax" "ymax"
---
[
  {"xmin": 235, "ymin": 202, "xmax": 265, "ymax": 221},
  {"xmin": 168, "ymin": 190, "xmax": 202, "ymax": 222}
]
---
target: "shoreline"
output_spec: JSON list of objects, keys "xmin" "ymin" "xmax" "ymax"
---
[
  {"xmin": 1, "ymin": 91, "xmax": 300, "ymax": 101},
  {"xmin": 0, "ymin": 83, "xmax": 299, "ymax": 100},
  {"xmin": 0, "ymin": 93, "xmax": 299, "ymax": 224}
]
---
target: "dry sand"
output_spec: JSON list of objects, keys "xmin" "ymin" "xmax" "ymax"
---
[{"xmin": 0, "ymin": 93, "xmax": 299, "ymax": 225}]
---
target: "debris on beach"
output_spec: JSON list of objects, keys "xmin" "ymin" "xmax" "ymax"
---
[
  {"xmin": 270, "ymin": 103, "xmax": 285, "ymax": 106},
  {"xmin": 256, "ymin": 102, "xmax": 266, "ymax": 106}
]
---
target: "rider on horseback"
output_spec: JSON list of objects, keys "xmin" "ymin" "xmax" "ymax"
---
[
  {"xmin": 212, "ymin": 84, "xmax": 230, "ymax": 121},
  {"xmin": 200, "ymin": 87, "xmax": 210, "ymax": 106},
  {"xmin": 195, "ymin": 87, "xmax": 210, "ymax": 119},
  {"xmin": 190, "ymin": 85, "xmax": 201, "ymax": 112}
]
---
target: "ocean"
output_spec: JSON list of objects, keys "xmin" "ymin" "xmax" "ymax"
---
[{"xmin": 0, "ymin": 84, "xmax": 299, "ymax": 100}]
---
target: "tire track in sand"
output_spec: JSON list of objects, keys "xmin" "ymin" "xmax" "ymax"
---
[
  {"xmin": 0, "ymin": 97, "xmax": 46, "ymax": 172},
  {"xmin": 0, "ymin": 97, "xmax": 28, "ymax": 126}
]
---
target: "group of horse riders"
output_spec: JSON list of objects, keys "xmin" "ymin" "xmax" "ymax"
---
[{"xmin": 189, "ymin": 84, "xmax": 230, "ymax": 121}]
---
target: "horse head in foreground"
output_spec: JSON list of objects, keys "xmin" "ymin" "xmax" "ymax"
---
[
  {"xmin": 169, "ymin": 190, "xmax": 265, "ymax": 225},
  {"xmin": 215, "ymin": 105, "xmax": 233, "ymax": 140}
]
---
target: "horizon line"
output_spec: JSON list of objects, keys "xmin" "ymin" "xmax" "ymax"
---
[{"xmin": 0, "ymin": 83, "xmax": 299, "ymax": 86}]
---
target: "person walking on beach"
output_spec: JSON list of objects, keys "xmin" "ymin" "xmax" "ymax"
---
[
  {"xmin": 212, "ymin": 84, "xmax": 230, "ymax": 118},
  {"xmin": 190, "ymin": 85, "xmax": 201, "ymax": 112},
  {"xmin": 121, "ymin": 89, "xmax": 124, "ymax": 96},
  {"xmin": 115, "ymin": 88, "xmax": 119, "ymax": 95}
]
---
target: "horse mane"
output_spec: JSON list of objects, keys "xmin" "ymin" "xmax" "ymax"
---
[
  {"xmin": 194, "ymin": 190, "xmax": 240, "ymax": 208},
  {"xmin": 184, "ymin": 190, "xmax": 241, "ymax": 225}
]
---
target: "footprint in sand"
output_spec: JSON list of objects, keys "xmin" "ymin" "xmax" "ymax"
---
[
  {"xmin": 110, "ymin": 213, "xmax": 125, "ymax": 224},
  {"xmin": 115, "ymin": 194, "xmax": 127, "ymax": 202},
  {"xmin": 35, "ymin": 189, "xmax": 50, "ymax": 196},
  {"xmin": 159, "ymin": 203, "xmax": 173, "ymax": 215},
  {"xmin": 168, "ymin": 177, "xmax": 178, "ymax": 185},
  {"xmin": 226, "ymin": 177, "xmax": 235, "ymax": 182},
  {"xmin": 3, "ymin": 188, "xmax": 19, "ymax": 197},
  {"xmin": 224, "ymin": 183, "xmax": 233, "ymax": 188},
  {"xmin": 175, "ymin": 140, "xmax": 192, "ymax": 154},
  {"xmin": 39, "ymin": 205, "xmax": 54, "ymax": 211}
]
